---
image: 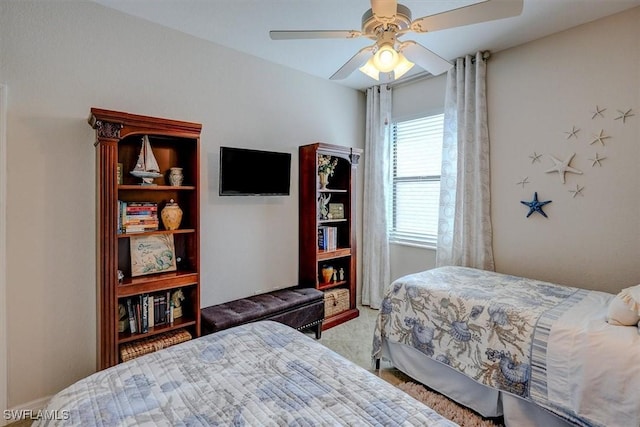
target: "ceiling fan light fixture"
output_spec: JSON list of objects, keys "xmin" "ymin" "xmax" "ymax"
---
[
  {"xmin": 392, "ymin": 53, "xmax": 414, "ymax": 79},
  {"xmin": 359, "ymin": 49, "xmax": 414, "ymax": 81},
  {"xmin": 359, "ymin": 58, "xmax": 380, "ymax": 81},
  {"xmin": 271, "ymin": 0, "xmax": 525, "ymax": 84},
  {"xmin": 372, "ymin": 43, "xmax": 398, "ymax": 72}
]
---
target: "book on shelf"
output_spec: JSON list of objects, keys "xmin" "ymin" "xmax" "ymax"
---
[
  {"xmin": 124, "ymin": 224, "xmax": 160, "ymax": 234},
  {"xmin": 153, "ymin": 292, "xmax": 172, "ymax": 326},
  {"xmin": 126, "ymin": 298, "xmax": 137, "ymax": 334},
  {"xmin": 118, "ymin": 201, "xmax": 159, "ymax": 234},
  {"xmin": 135, "ymin": 303, "xmax": 142, "ymax": 334},
  {"xmin": 154, "ymin": 294, "xmax": 164, "ymax": 326},
  {"xmin": 123, "ymin": 290, "xmax": 182, "ymax": 335},
  {"xmin": 140, "ymin": 294, "xmax": 149, "ymax": 333},
  {"xmin": 166, "ymin": 291, "xmax": 172, "ymax": 325},
  {"xmin": 148, "ymin": 295, "xmax": 155, "ymax": 328},
  {"xmin": 117, "ymin": 303, "xmax": 127, "ymax": 333},
  {"xmin": 126, "ymin": 202, "xmax": 158, "ymax": 210},
  {"xmin": 318, "ymin": 226, "xmax": 337, "ymax": 251}
]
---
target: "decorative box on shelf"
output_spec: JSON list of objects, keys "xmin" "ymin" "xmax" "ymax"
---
[
  {"xmin": 324, "ymin": 288, "xmax": 350, "ymax": 318},
  {"xmin": 119, "ymin": 329, "xmax": 192, "ymax": 362}
]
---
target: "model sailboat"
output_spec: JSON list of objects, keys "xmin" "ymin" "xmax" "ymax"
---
[{"xmin": 130, "ymin": 135, "xmax": 163, "ymax": 185}]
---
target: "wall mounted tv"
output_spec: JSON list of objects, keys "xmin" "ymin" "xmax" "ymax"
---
[{"xmin": 219, "ymin": 146, "xmax": 292, "ymax": 196}]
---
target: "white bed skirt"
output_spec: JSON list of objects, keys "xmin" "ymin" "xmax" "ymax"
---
[{"xmin": 381, "ymin": 340, "xmax": 573, "ymax": 427}]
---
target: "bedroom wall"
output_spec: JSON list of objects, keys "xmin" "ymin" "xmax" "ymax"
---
[
  {"xmin": 489, "ymin": 7, "xmax": 639, "ymax": 291},
  {"xmin": 389, "ymin": 7, "xmax": 640, "ymax": 292},
  {"xmin": 0, "ymin": 0, "xmax": 364, "ymax": 410}
]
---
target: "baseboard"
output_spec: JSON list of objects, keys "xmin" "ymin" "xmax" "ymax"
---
[{"xmin": 2, "ymin": 396, "xmax": 51, "ymax": 426}]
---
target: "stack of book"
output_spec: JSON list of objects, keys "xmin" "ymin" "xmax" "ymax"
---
[
  {"xmin": 318, "ymin": 226, "xmax": 338, "ymax": 251},
  {"xmin": 124, "ymin": 291, "xmax": 175, "ymax": 335},
  {"xmin": 118, "ymin": 201, "xmax": 159, "ymax": 233}
]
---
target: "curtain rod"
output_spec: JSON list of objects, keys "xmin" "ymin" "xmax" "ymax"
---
[
  {"xmin": 394, "ymin": 50, "xmax": 491, "ymax": 88},
  {"xmin": 373, "ymin": 50, "xmax": 491, "ymax": 91},
  {"xmin": 389, "ymin": 71, "xmax": 433, "ymax": 89}
]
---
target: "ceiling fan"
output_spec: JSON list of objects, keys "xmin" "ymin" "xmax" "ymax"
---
[{"xmin": 270, "ymin": 0, "xmax": 524, "ymax": 82}]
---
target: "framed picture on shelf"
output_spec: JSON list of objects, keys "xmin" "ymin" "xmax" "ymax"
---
[
  {"xmin": 328, "ymin": 203, "xmax": 344, "ymax": 219},
  {"xmin": 130, "ymin": 234, "xmax": 177, "ymax": 277}
]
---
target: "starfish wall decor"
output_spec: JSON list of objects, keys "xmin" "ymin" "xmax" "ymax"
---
[
  {"xmin": 564, "ymin": 126, "xmax": 580, "ymax": 139},
  {"xmin": 590, "ymin": 129, "xmax": 611, "ymax": 146},
  {"xmin": 521, "ymin": 192, "xmax": 552, "ymax": 218},
  {"xmin": 516, "ymin": 177, "xmax": 530, "ymax": 188},
  {"xmin": 614, "ymin": 108, "xmax": 634, "ymax": 123},
  {"xmin": 569, "ymin": 184, "xmax": 585, "ymax": 198},
  {"xmin": 520, "ymin": 102, "xmax": 633, "ymax": 212},
  {"xmin": 528, "ymin": 152, "xmax": 542, "ymax": 164},
  {"xmin": 591, "ymin": 105, "xmax": 606, "ymax": 119},
  {"xmin": 545, "ymin": 153, "xmax": 583, "ymax": 183},
  {"xmin": 588, "ymin": 152, "xmax": 606, "ymax": 167}
]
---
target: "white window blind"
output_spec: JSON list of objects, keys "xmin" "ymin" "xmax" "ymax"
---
[{"xmin": 390, "ymin": 114, "xmax": 444, "ymax": 247}]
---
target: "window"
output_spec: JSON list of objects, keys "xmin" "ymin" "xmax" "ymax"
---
[{"xmin": 390, "ymin": 113, "xmax": 444, "ymax": 248}]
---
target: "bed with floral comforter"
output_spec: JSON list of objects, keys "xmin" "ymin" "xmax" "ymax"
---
[
  {"xmin": 373, "ymin": 266, "xmax": 640, "ymax": 427},
  {"xmin": 35, "ymin": 321, "xmax": 457, "ymax": 427}
]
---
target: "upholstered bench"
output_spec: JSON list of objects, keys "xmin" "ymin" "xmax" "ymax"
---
[{"xmin": 201, "ymin": 287, "xmax": 324, "ymax": 339}]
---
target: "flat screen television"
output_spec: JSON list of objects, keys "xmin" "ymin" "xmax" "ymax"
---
[{"xmin": 219, "ymin": 146, "xmax": 291, "ymax": 196}]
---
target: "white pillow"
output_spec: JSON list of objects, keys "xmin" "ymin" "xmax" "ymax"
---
[{"xmin": 606, "ymin": 284, "xmax": 640, "ymax": 326}]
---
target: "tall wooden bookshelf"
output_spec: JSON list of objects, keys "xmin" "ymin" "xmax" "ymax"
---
[
  {"xmin": 89, "ymin": 108, "xmax": 201, "ymax": 369},
  {"xmin": 299, "ymin": 143, "xmax": 362, "ymax": 330}
]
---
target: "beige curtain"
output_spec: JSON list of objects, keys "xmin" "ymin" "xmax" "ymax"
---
[
  {"xmin": 436, "ymin": 52, "xmax": 494, "ymax": 270},
  {"xmin": 361, "ymin": 85, "xmax": 392, "ymax": 309}
]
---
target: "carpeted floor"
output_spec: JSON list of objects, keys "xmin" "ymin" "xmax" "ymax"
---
[{"xmin": 397, "ymin": 382, "xmax": 502, "ymax": 427}]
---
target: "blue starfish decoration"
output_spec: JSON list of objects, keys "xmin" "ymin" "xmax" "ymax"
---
[{"xmin": 520, "ymin": 192, "xmax": 552, "ymax": 218}]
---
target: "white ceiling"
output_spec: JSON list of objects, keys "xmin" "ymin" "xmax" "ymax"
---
[{"xmin": 92, "ymin": 0, "xmax": 640, "ymax": 91}]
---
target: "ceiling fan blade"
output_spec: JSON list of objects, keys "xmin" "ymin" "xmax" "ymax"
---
[
  {"xmin": 400, "ymin": 41, "xmax": 453, "ymax": 76},
  {"xmin": 370, "ymin": 0, "xmax": 398, "ymax": 21},
  {"xmin": 411, "ymin": 0, "xmax": 524, "ymax": 33},
  {"xmin": 330, "ymin": 46, "xmax": 375, "ymax": 80},
  {"xmin": 270, "ymin": 30, "xmax": 361, "ymax": 40}
]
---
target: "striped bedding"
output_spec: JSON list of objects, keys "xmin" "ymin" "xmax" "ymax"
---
[{"xmin": 373, "ymin": 266, "xmax": 640, "ymax": 426}]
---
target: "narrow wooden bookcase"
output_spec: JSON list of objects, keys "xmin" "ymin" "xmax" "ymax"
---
[
  {"xmin": 299, "ymin": 143, "xmax": 362, "ymax": 330},
  {"xmin": 89, "ymin": 108, "xmax": 201, "ymax": 370}
]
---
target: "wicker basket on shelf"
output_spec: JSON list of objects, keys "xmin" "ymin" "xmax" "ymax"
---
[
  {"xmin": 324, "ymin": 288, "xmax": 350, "ymax": 317},
  {"xmin": 120, "ymin": 329, "xmax": 192, "ymax": 362}
]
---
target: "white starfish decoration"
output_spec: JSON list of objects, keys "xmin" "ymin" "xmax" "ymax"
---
[
  {"xmin": 590, "ymin": 129, "xmax": 611, "ymax": 146},
  {"xmin": 589, "ymin": 152, "xmax": 606, "ymax": 167},
  {"xmin": 614, "ymin": 108, "xmax": 634, "ymax": 123},
  {"xmin": 569, "ymin": 184, "xmax": 585, "ymax": 198},
  {"xmin": 516, "ymin": 177, "xmax": 530, "ymax": 188},
  {"xmin": 564, "ymin": 126, "xmax": 580, "ymax": 139},
  {"xmin": 529, "ymin": 152, "xmax": 542, "ymax": 164},
  {"xmin": 591, "ymin": 105, "xmax": 606, "ymax": 119},
  {"xmin": 545, "ymin": 153, "xmax": 583, "ymax": 184}
]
